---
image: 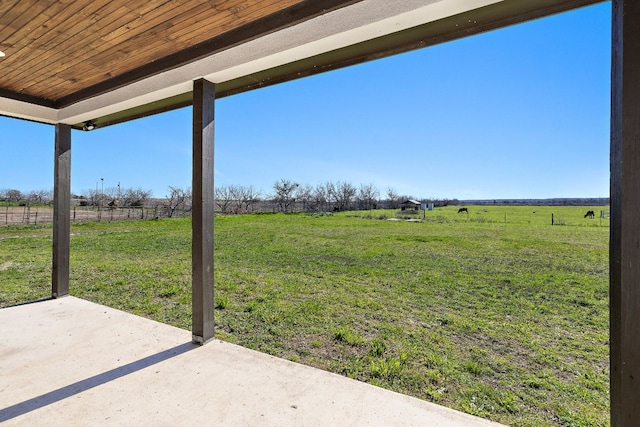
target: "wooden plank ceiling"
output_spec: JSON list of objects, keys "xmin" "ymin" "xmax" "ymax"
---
[{"xmin": 0, "ymin": 0, "xmax": 345, "ymax": 107}]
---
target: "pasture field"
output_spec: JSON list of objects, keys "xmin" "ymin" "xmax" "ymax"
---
[{"xmin": 0, "ymin": 205, "xmax": 609, "ymax": 426}]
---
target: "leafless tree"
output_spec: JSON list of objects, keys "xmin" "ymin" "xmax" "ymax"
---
[
  {"xmin": 386, "ymin": 188, "xmax": 400, "ymax": 209},
  {"xmin": 214, "ymin": 186, "xmax": 234, "ymax": 213},
  {"xmin": 334, "ymin": 181, "xmax": 356, "ymax": 211},
  {"xmin": 296, "ymin": 184, "xmax": 314, "ymax": 212},
  {"xmin": 41, "ymin": 189, "xmax": 54, "ymax": 204},
  {"xmin": 2, "ymin": 189, "xmax": 23, "ymax": 203},
  {"xmin": 121, "ymin": 187, "xmax": 152, "ymax": 207},
  {"xmin": 272, "ymin": 179, "xmax": 299, "ymax": 213},
  {"xmin": 238, "ymin": 185, "xmax": 261, "ymax": 212},
  {"xmin": 80, "ymin": 189, "xmax": 99, "ymax": 206},
  {"xmin": 325, "ymin": 181, "xmax": 338, "ymax": 210},
  {"xmin": 101, "ymin": 186, "xmax": 118, "ymax": 200},
  {"xmin": 166, "ymin": 186, "xmax": 191, "ymax": 218},
  {"xmin": 228, "ymin": 185, "xmax": 261, "ymax": 213},
  {"xmin": 26, "ymin": 189, "xmax": 53, "ymax": 205},
  {"xmin": 228, "ymin": 185, "xmax": 242, "ymax": 212},
  {"xmin": 357, "ymin": 183, "xmax": 379, "ymax": 210},
  {"xmin": 313, "ymin": 184, "xmax": 328, "ymax": 212}
]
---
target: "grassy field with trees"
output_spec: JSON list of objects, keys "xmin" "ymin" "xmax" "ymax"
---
[{"xmin": 0, "ymin": 205, "xmax": 609, "ymax": 426}]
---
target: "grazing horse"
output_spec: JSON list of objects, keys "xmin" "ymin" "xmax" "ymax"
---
[
  {"xmin": 458, "ymin": 207, "xmax": 468, "ymax": 214},
  {"xmin": 584, "ymin": 210, "xmax": 595, "ymax": 219}
]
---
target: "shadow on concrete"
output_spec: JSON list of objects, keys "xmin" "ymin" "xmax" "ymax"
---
[{"xmin": 0, "ymin": 342, "xmax": 196, "ymax": 422}]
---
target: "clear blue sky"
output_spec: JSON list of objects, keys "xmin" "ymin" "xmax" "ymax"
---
[{"xmin": 0, "ymin": 2, "xmax": 610, "ymax": 201}]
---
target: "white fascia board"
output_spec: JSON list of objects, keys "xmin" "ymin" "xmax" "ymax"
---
[
  {"xmin": 58, "ymin": 79, "xmax": 194, "ymax": 125},
  {"xmin": 204, "ymin": 0, "xmax": 502, "ymax": 83},
  {"xmin": 0, "ymin": 97, "xmax": 58, "ymax": 124},
  {"xmin": 51, "ymin": 0, "xmax": 501, "ymax": 125}
]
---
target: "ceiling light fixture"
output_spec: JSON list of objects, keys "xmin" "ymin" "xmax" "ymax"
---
[{"xmin": 83, "ymin": 121, "xmax": 96, "ymax": 131}]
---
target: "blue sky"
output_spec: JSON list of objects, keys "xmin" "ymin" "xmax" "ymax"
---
[{"xmin": 0, "ymin": 2, "xmax": 611, "ymax": 200}]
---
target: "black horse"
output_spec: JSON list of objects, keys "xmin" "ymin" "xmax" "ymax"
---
[
  {"xmin": 584, "ymin": 210, "xmax": 595, "ymax": 219},
  {"xmin": 458, "ymin": 208, "xmax": 468, "ymax": 214}
]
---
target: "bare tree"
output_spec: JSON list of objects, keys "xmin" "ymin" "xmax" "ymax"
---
[
  {"xmin": 26, "ymin": 189, "xmax": 53, "ymax": 205},
  {"xmin": 334, "ymin": 181, "xmax": 356, "ymax": 211},
  {"xmin": 214, "ymin": 185, "xmax": 234, "ymax": 213},
  {"xmin": 102, "ymin": 186, "xmax": 119, "ymax": 201},
  {"xmin": 239, "ymin": 185, "xmax": 261, "ymax": 212},
  {"xmin": 41, "ymin": 189, "xmax": 54, "ymax": 204},
  {"xmin": 357, "ymin": 183, "xmax": 379, "ymax": 210},
  {"xmin": 272, "ymin": 179, "xmax": 299, "ymax": 213},
  {"xmin": 313, "ymin": 184, "xmax": 328, "ymax": 212},
  {"xmin": 3, "ymin": 189, "xmax": 23, "ymax": 204},
  {"xmin": 227, "ymin": 185, "xmax": 261, "ymax": 213},
  {"xmin": 386, "ymin": 187, "xmax": 399, "ymax": 209},
  {"xmin": 325, "ymin": 181, "xmax": 338, "ymax": 211},
  {"xmin": 121, "ymin": 187, "xmax": 152, "ymax": 207},
  {"xmin": 215, "ymin": 184, "xmax": 262, "ymax": 214},
  {"xmin": 166, "ymin": 186, "xmax": 192, "ymax": 218},
  {"xmin": 297, "ymin": 184, "xmax": 314, "ymax": 212},
  {"xmin": 25, "ymin": 191, "xmax": 39, "ymax": 205},
  {"xmin": 81, "ymin": 188, "xmax": 103, "ymax": 206},
  {"xmin": 227, "ymin": 185, "xmax": 240, "ymax": 213}
]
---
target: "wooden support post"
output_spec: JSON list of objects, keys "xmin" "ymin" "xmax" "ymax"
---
[
  {"xmin": 192, "ymin": 78, "xmax": 215, "ymax": 345},
  {"xmin": 611, "ymin": 1, "xmax": 640, "ymax": 424},
  {"xmin": 52, "ymin": 124, "xmax": 71, "ymax": 298}
]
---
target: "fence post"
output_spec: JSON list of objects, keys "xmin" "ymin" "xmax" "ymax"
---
[{"xmin": 551, "ymin": 213, "xmax": 554, "ymax": 226}]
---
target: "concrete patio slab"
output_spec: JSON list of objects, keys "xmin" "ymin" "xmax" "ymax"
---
[{"xmin": 1, "ymin": 297, "xmax": 505, "ymax": 426}]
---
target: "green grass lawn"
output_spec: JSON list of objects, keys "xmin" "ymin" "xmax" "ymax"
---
[{"xmin": 0, "ymin": 205, "xmax": 609, "ymax": 426}]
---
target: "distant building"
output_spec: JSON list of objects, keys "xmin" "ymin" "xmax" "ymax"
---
[{"xmin": 400, "ymin": 199, "xmax": 421, "ymax": 211}]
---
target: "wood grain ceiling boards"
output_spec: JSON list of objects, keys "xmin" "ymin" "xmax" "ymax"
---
[{"xmin": 0, "ymin": 0, "xmax": 337, "ymax": 106}]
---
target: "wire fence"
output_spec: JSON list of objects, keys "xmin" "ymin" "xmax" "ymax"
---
[{"xmin": 0, "ymin": 205, "xmax": 191, "ymax": 226}]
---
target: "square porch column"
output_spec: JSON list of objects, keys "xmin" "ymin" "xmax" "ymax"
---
[
  {"xmin": 611, "ymin": 1, "xmax": 640, "ymax": 424},
  {"xmin": 52, "ymin": 123, "xmax": 71, "ymax": 298},
  {"xmin": 192, "ymin": 78, "xmax": 215, "ymax": 344}
]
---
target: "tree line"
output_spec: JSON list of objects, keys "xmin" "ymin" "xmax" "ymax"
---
[
  {"xmin": 214, "ymin": 179, "xmax": 458, "ymax": 214},
  {"xmin": 0, "ymin": 188, "xmax": 53, "ymax": 205},
  {"xmin": 2, "ymin": 180, "xmax": 459, "ymax": 215},
  {"xmin": 0, "ymin": 186, "xmax": 156, "ymax": 208}
]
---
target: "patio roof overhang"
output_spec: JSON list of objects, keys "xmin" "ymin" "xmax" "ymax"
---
[{"xmin": 0, "ymin": 0, "xmax": 601, "ymax": 129}]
